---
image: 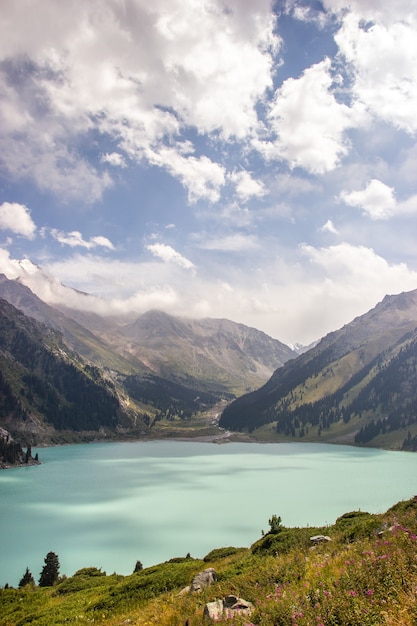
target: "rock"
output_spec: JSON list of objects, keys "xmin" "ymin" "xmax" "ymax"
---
[
  {"xmin": 204, "ymin": 599, "xmax": 224, "ymax": 621},
  {"xmin": 190, "ymin": 567, "xmax": 217, "ymax": 592},
  {"xmin": 310, "ymin": 535, "xmax": 332, "ymax": 545},
  {"xmin": 203, "ymin": 595, "xmax": 254, "ymax": 621}
]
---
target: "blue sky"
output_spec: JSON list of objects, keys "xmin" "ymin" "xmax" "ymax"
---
[{"xmin": 1, "ymin": 0, "xmax": 417, "ymax": 346}]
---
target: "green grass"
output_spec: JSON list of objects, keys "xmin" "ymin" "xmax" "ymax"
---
[{"xmin": 2, "ymin": 497, "xmax": 417, "ymax": 625}]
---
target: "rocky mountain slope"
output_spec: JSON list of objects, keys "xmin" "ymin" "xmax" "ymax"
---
[
  {"xmin": 0, "ymin": 298, "xmax": 147, "ymax": 444},
  {"xmin": 220, "ymin": 289, "xmax": 417, "ymax": 450},
  {"xmin": 95, "ymin": 309, "xmax": 296, "ymax": 395}
]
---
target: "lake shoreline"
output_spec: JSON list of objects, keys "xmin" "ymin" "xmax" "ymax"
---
[{"xmin": 1, "ymin": 440, "xmax": 416, "ymax": 588}]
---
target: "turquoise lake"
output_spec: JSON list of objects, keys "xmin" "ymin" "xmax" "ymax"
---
[{"xmin": 1, "ymin": 441, "xmax": 416, "ymax": 587}]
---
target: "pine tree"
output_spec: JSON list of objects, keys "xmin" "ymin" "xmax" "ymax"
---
[
  {"xmin": 133, "ymin": 560, "xmax": 143, "ymax": 573},
  {"xmin": 38, "ymin": 551, "xmax": 60, "ymax": 587},
  {"xmin": 19, "ymin": 567, "xmax": 34, "ymax": 588}
]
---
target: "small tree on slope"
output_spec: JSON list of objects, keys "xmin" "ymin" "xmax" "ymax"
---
[
  {"xmin": 19, "ymin": 567, "xmax": 35, "ymax": 588},
  {"xmin": 38, "ymin": 551, "xmax": 60, "ymax": 587}
]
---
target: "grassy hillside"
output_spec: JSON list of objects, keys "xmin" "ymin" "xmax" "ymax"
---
[
  {"xmin": 220, "ymin": 290, "xmax": 417, "ymax": 449},
  {"xmin": 1, "ymin": 497, "xmax": 417, "ymax": 625}
]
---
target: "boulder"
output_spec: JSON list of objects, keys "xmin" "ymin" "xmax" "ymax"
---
[
  {"xmin": 203, "ymin": 595, "xmax": 254, "ymax": 621},
  {"xmin": 190, "ymin": 567, "xmax": 217, "ymax": 592},
  {"xmin": 310, "ymin": 535, "xmax": 332, "ymax": 545}
]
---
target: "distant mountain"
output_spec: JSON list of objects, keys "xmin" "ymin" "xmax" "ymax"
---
[
  {"xmin": 109, "ymin": 310, "xmax": 296, "ymax": 395},
  {"xmin": 220, "ymin": 289, "xmax": 417, "ymax": 450},
  {"xmin": 0, "ymin": 275, "xmax": 296, "ymax": 443},
  {"xmin": 0, "ymin": 275, "xmax": 296, "ymax": 396},
  {"xmin": 0, "ymin": 298, "xmax": 147, "ymax": 444}
]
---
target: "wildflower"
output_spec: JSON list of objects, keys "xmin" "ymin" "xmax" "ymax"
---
[
  {"xmin": 365, "ymin": 589, "xmax": 374, "ymax": 596},
  {"xmin": 349, "ymin": 590, "xmax": 356, "ymax": 597}
]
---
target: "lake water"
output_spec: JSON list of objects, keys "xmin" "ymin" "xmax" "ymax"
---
[{"xmin": 1, "ymin": 441, "xmax": 416, "ymax": 587}]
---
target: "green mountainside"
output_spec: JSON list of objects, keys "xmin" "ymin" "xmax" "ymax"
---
[
  {"xmin": 0, "ymin": 298, "xmax": 147, "ymax": 443},
  {"xmin": 1, "ymin": 497, "xmax": 417, "ymax": 625},
  {"xmin": 220, "ymin": 289, "xmax": 417, "ymax": 450}
]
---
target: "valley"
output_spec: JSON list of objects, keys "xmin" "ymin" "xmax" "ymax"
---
[{"xmin": 1, "ymin": 271, "xmax": 417, "ymax": 456}]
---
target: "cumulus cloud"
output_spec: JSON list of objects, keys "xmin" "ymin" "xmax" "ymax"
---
[
  {"xmin": 100, "ymin": 152, "xmax": 127, "ymax": 168},
  {"xmin": 301, "ymin": 242, "xmax": 417, "ymax": 290},
  {"xmin": 50, "ymin": 229, "xmax": 115, "ymax": 250},
  {"xmin": 333, "ymin": 6, "xmax": 417, "ymax": 133},
  {"xmin": 0, "ymin": 0, "xmax": 278, "ymax": 203},
  {"xmin": 229, "ymin": 170, "xmax": 266, "ymax": 202},
  {"xmin": 256, "ymin": 59, "xmax": 362, "ymax": 173},
  {"xmin": 340, "ymin": 179, "xmax": 396, "ymax": 219},
  {"xmin": 0, "ymin": 202, "xmax": 36, "ymax": 239},
  {"xmin": 146, "ymin": 243, "xmax": 195, "ymax": 270},
  {"xmin": 146, "ymin": 148, "xmax": 226, "ymax": 203}
]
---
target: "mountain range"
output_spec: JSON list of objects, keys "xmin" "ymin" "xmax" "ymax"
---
[
  {"xmin": 220, "ymin": 288, "xmax": 417, "ymax": 450},
  {"xmin": 0, "ymin": 273, "xmax": 295, "ymax": 446},
  {"xmin": 1, "ymin": 269, "xmax": 417, "ymax": 452}
]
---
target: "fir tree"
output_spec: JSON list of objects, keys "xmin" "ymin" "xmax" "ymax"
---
[
  {"xmin": 38, "ymin": 551, "xmax": 60, "ymax": 587},
  {"xmin": 19, "ymin": 567, "xmax": 34, "ymax": 588}
]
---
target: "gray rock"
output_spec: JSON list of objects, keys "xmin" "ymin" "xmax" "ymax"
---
[
  {"xmin": 310, "ymin": 534, "xmax": 332, "ymax": 544},
  {"xmin": 190, "ymin": 567, "xmax": 217, "ymax": 592},
  {"xmin": 203, "ymin": 595, "xmax": 254, "ymax": 621}
]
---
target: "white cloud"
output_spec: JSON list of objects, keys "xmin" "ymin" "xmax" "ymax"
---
[
  {"xmin": 89, "ymin": 236, "xmax": 115, "ymax": 250},
  {"xmin": 333, "ymin": 7, "xmax": 417, "ymax": 133},
  {"xmin": 229, "ymin": 170, "xmax": 266, "ymax": 202},
  {"xmin": 100, "ymin": 152, "xmax": 127, "ymax": 168},
  {"xmin": 50, "ymin": 229, "xmax": 115, "ymax": 250},
  {"xmin": 146, "ymin": 243, "xmax": 195, "ymax": 270},
  {"xmin": 340, "ymin": 179, "xmax": 396, "ymax": 219},
  {"xmin": 2, "ymin": 243, "xmax": 417, "ymax": 346},
  {"xmin": 0, "ymin": 0, "xmax": 278, "ymax": 203},
  {"xmin": 300, "ymin": 242, "xmax": 417, "ymax": 291},
  {"xmin": 146, "ymin": 148, "xmax": 226, "ymax": 203},
  {"xmin": 153, "ymin": 0, "xmax": 278, "ymax": 138},
  {"xmin": 256, "ymin": 59, "xmax": 362, "ymax": 173},
  {"xmin": 396, "ymin": 194, "xmax": 417, "ymax": 216},
  {"xmin": 322, "ymin": 0, "xmax": 417, "ymax": 27},
  {"xmin": 0, "ymin": 202, "xmax": 36, "ymax": 239},
  {"xmin": 320, "ymin": 219, "xmax": 338, "ymax": 234}
]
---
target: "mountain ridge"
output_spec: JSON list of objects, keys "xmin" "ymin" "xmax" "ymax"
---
[
  {"xmin": 0, "ymin": 275, "xmax": 297, "ymax": 445},
  {"xmin": 220, "ymin": 288, "xmax": 417, "ymax": 449}
]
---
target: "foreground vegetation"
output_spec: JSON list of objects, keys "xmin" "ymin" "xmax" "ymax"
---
[{"xmin": 1, "ymin": 497, "xmax": 417, "ymax": 625}]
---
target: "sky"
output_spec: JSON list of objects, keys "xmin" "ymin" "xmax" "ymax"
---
[{"xmin": 1, "ymin": 0, "xmax": 417, "ymax": 346}]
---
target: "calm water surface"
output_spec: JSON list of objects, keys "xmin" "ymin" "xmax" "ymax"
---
[{"xmin": 1, "ymin": 441, "xmax": 416, "ymax": 586}]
